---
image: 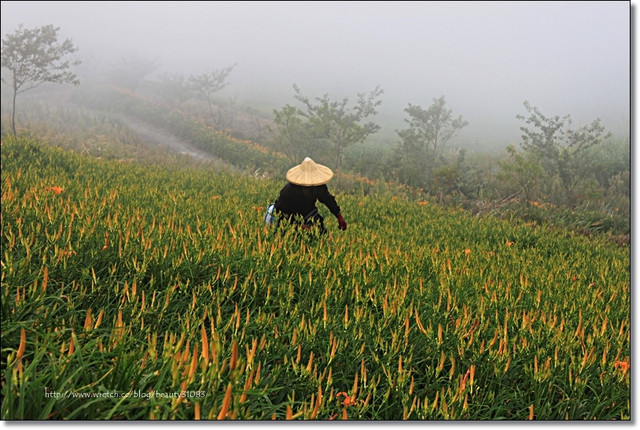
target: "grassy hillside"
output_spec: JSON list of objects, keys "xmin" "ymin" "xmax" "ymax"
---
[{"xmin": 1, "ymin": 137, "xmax": 630, "ymax": 420}]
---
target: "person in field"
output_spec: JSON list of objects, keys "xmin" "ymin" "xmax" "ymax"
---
[{"xmin": 274, "ymin": 157, "xmax": 347, "ymax": 234}]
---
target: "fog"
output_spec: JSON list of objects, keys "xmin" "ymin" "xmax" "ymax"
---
[{"xmin": 1, "ymin": 1, "xmax": 631, "ymax": 150}]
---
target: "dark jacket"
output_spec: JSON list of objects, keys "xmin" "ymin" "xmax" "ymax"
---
[{"xmin": 274, "ymin": 182, "xmax": 341, "ymax": 223}]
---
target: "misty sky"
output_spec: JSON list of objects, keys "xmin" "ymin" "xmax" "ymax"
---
[{"xmin": 1, "ymin": 1, "xmax": 631, "ymax": 148}]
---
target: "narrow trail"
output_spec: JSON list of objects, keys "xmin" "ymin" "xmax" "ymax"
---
[
  {"xmin": 63, "ymin": 100, "xmax": 233, "ymax": 167},
  {"xmin": 113, "ymin": 114, "xmax": 216, "ymax": 162}
]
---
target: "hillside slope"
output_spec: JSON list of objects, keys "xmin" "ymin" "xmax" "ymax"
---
[{"xmin": 1, "ymin": 137, "xmax": 630, "ymax": 420}]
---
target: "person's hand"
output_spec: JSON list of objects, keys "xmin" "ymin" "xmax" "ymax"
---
[{"xmin": 337, "ymin": 214, "xmax": 347, "ymax": 230}]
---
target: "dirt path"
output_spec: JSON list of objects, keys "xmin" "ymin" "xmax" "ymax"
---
[
  {"xmin": 115, "ymin": 114, "xmax": 216, "ymax": 162},
  {"xmin": 62, "ymin": 101, "xmax": 236, "ymax": 169}
]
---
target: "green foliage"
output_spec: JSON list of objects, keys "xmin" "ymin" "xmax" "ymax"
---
[
  {"xmin": 1, "ymin": 24, "xmax": 80, "ymax": 135},
  {"xmin": 395, "ymin": 96, "xmax": 468, "ymax": 190},
  {"xmin": 288, "ymin": 84, "xmax": 384, "ymax": 168},
  {"xmin": 4, "ymin": 82, "xmax": 628, "ymax": 239},
  {"xmin": 71, "ymin": 84, "xmax": 291, "ymax": 177},
  {"xmin": 516, "ymin": 101, "xmax": 612, "ymax": 206},
  {"xmin": 0, "ymin": 102, "xmax": 213, "ymax": 168},
  {"xmin": 496, "ymin": 145, "xmax": 544, "ymax": 204},
  {"xmin": 2, "ymin": 137, "xmax": 629, "ymax": 420},
  {"xmin": 272, "ymin": 104, "xmax": 319, "ymax": 163},
  {"xmin": 1, "ymin": 24, "xmax": 80, "ymax": 91},
  {"xmin": 343, "ymin": 143, "xmax": 392, "ymax": 182}
]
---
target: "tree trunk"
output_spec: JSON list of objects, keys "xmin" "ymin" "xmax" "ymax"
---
[{"xmin": 11, "ymin": 84, "xmax": 18, "ymax": 136}]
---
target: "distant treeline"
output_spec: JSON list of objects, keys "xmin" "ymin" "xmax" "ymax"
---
[
  {"xmin": 0, "ymin": 71, "xmax": 630, "ymax": 242},
  {"xmin": 81, "ymin": 69, "xmax": 630, "ymax": 242},
  {"xmin": 0, "ymin": 24, "xmax": 629, "ymax": 242}
]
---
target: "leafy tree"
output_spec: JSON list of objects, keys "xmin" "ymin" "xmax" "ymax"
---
[
  {"xmin": 395, "ymin": 96, "xmax": 467, "ymax": 189},
  {"xmin": 517, "ymin": 101, "xmax": 611, "ymax": 205},
  {"xmin": 432, "ymin": 148, "xmax": 467, "ymax": 203},
  {"xmin": 292, "ymin": 84, "xmax": 383, "ymax": 168},
  {"xmin": 343, "ymin": 144, "xmax": 391, "ymax": 183},
  {"xmin": 496, "ymin": 145, "xmax": 544, "ymax": 206},
  {"xmin": 517, "ymin": 101, "xmax": 568, "ymax": 176},
  {"xmin": 586, "ymin": 136, "xmax": 630, "ymax": 191},
  {"xmin": 606, "ymin": 170, "xmax": 630, "ymax": 220},
  {"xmin": 1, "ymin": 24, "xmax": 80, "ymax": 135},
  {"xmin": 272, "ymin": 104, "xmax": 318, "ymax": 162},
  {"xmin": 188, "ymin": 64, "xmax": 236, "ymax": 128}
]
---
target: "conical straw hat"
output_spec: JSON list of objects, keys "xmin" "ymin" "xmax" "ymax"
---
[{"xmin": 286, "ymin": 157, "xmax": 334, "ymax": 186}]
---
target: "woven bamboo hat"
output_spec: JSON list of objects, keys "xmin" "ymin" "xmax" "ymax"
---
[{"xmin": 286, "ymin": 157, "xmax": 334, "ymax": 186}]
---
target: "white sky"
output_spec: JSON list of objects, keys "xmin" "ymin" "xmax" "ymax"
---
[{"xmin": 0, "ymin": 1, "xmax": 631, "ymax": 148}]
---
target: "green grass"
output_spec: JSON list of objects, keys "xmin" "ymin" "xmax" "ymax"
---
[{"xmin": 1, "ymin": 137, "xmax": 630, "ymax": 420}]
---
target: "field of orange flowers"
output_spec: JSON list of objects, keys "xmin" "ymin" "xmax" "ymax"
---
[{"xmin": 1, "ymin": 136, "xmax": 630, "ymax": 420}]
